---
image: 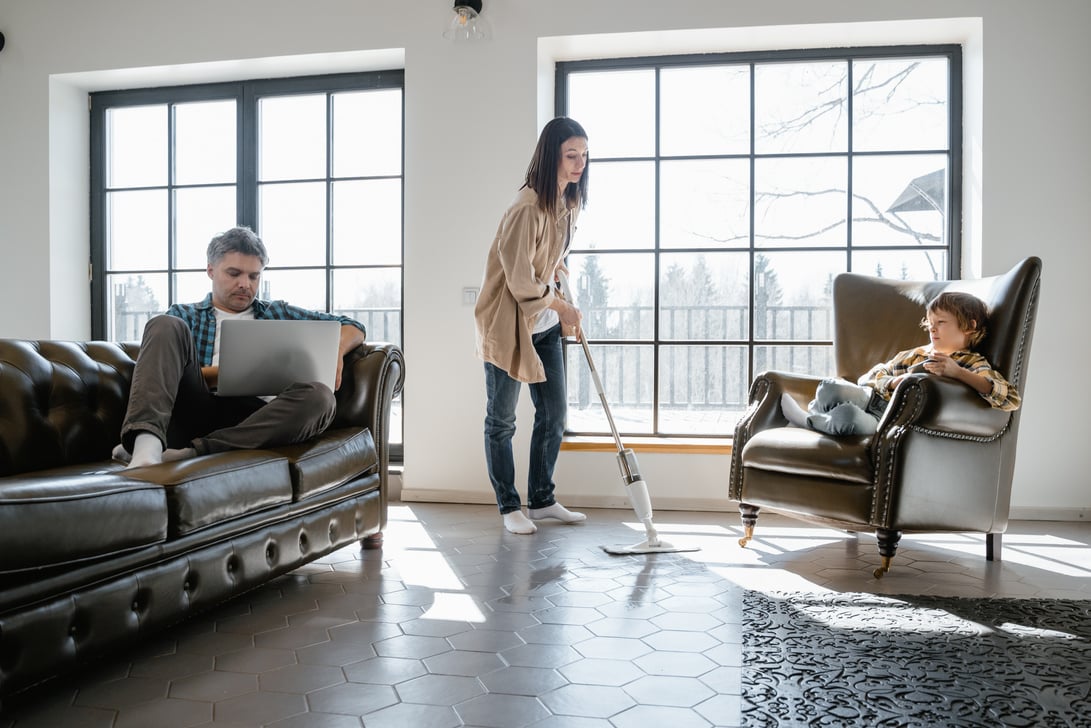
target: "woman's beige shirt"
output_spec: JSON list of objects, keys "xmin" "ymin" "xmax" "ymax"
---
[{"xmin": 474, "ymin": 186, "xmax": 577, "ymax": 383}]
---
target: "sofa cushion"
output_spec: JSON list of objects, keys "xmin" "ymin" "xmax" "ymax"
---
[
  {"xmin": 0, "ymin": 468, "xmax": 167, "ymax": 574},
  {"xmin": 273, "ymin": 426, "xmax": 378, "ymax": 501},
  {"xmin": 124, "ymin": 452, "xmax": 293, "ymax": 536}
]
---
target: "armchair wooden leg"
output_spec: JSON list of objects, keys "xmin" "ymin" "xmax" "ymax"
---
[
  {"xmin": 361, "ymin": 532, "xmax": 383, "ymax": 550},
  {"xmin": 986, "ymin": 532, "xmax": 1002, "ymax": 561},
  {"xmin": 873, "ymin": 528, "xmax": 902, "ymax": 579},
  {"xmin": 738, "ymin": 503, "xmax": 760, "ymax": 547}
]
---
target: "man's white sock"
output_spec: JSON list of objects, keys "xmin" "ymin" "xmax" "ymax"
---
[{"xmin": 128, "ymin": 432, "xmax": 164, "ymax": 468}]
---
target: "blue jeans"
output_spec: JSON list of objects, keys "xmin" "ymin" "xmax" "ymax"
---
[{"xmin": 484, "ymin": 324, "xmax": 567, "ymax": 514}]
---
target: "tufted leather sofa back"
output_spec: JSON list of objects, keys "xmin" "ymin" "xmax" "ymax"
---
[{"xmin": 0, "ymin": 340, "xmax": 140, "ymax": 477}]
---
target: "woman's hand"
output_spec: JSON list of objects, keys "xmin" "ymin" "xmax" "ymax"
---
[{"xmin": 558, "ymin": 301, "xmax": 584, "ymax": 340}]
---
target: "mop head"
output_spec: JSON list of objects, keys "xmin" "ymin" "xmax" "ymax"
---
[
  {"xmin": 602, "ymin": 540, "xmax": 701, "ymax": 555},
  {"xmin": 601, "ymin": 477, "xmax": 701, "ymax": 554}
]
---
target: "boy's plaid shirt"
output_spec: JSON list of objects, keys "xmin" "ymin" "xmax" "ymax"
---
[{"xmin": 861, "ymin": 345, "xmax": 1021, "ymax": 412}]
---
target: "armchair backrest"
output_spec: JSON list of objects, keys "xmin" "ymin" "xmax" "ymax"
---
[{"xmin": 832, "ymin": 258, "xmax": 1042, "ymax": 394}]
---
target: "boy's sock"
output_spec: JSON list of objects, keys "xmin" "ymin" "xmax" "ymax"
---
[
  {"xmin": 503, "ymin": 510, "xmax": 537, "ymax": 535},
  {"xmin": 780, "ymin": 393, "xmax": 811, "ymax": 428},
  {"xmin": 812, "ymin": 378, "xmax": 872, "ymax": 413},
  {"xmin": 128, "ymin": 432, "xmax": 164, "ymax": 468},
  {"xmin": 528, "ymin": 503, "xmax": 587, "ymax": 523}
]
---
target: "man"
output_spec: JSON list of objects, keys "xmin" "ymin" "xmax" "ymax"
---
[{"xmin": 114, "ymin": 226, "xmax": 366, "ymax": 468}]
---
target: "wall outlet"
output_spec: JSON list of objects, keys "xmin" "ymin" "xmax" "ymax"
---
[{"xmin": 462, "ymin": 287, "xmax": 479, "ymax": 305}]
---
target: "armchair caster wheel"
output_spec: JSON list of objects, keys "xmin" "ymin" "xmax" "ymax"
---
[
  {"xmin": 738, "ymin": 524, "xmax": 755, "ymax": 548},
  {"xmin": 738, "ymin": 536, "xmax": 751, "ymax": 548},
  {"xmin": 873, "ymin": 555, "xmax": 893, "ymax": 579},
  {"xmin": 873, "ymin": 566, "xmax": 887, "ymax": 579}
]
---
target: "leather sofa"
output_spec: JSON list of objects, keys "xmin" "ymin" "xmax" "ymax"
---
[{"xmin": 0, "ymin": 337, "xmax": 404, "ymax": 702}]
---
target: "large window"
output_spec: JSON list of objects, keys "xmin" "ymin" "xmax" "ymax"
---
[
  {"xmin": 90, "ymin": 71, "xmax": 404, "ymax": 444},
  {"xmin": 91, "ymin": 72, "xmax": 403, "ymax": 343},
  {"xmin": 557, "ymin": 46, "xmax": 960, "ymax": 439}
]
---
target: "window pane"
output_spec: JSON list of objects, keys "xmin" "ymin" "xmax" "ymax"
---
[
  {"xmin": 260, "ymin": 268, "xmax": 327, "ymax": 310},
  {"xmin": 174, "ymin": 100, "xmax": 236, "ymax": 185},
  {"xmin": 853, "ymin": 57, "xmax": 949, "ymax": 152},
  {"xmin": 754, "ymin": 344, "xmax": 832, "ymax": 378},
  {"xmin": 755, "ymin": 61, "xmax": 848, "ymax": 154},
  {"xmin": 567, "ymin": 253, "xmax": 655, "ymax": 341},
  {"xmin": 567, "ymin": 70, "xmax": 655, "ymax": 158},
  {"xmin": 660, "ymin": 65, "xmax": 750, "ymax": 156},
  {"xmin": 259, "ymin": 94, "xmax": 327, "ymax": 181},
  {"xmin": 333, "ymin": 89, "xmax": 402, "ymax": 177},
  {"xmin": 174, "ymin": 271, "xmax": 214, "ymax": 304},
  {"xmin": 753, "ymin": 252, "xmax": 838, "ymax": 342},
  {"xmin": 108, "ymin": 189, "xmax": 167, "ymax": 270},
  {"xmin": 106, "ymin": 105, "xmax": 166, "ymax": 188},
  {"xmin": 332, "ymin": 179, "xmax": 401, "ymax": 266},
  {"xmin": 660, "ymin": 159, "xmax": 750, "ymax": 249},
  {"xmin": 754, "ymin": 157, "xmax": 847, "ymax": 248},
  {"xmin": 109, "ymin": 273, "xmax": 167, "ymax": 341},
  {"xmin": 566, "ymin": 344, "xmax": 653, "ymax": 434},
  {"xmin": 853, "ymin": 155, "xmax": 946, "ymax": 247},
  {"xmin": 659, "ymin": 345, "xmax": 747, "ymax": 435},
  {"xmin": 852, "ymin": 249, "xmax": 948, "ymax": 282},
  {"xmin": 332, "ymin": 268, "xmax": 401, "ymax": 347},
  {"xmin": 259, "ymin": 182, "xmax": 327, "ymax": 267},
  {"xmin": 574, "ymin": 161, "xmax": 654, "ymax": 250},
  {"xmin": 660, "ymin": 253, "xmax": 749, "ymax": 341},
  {"xmin": 174, "ymin": 186, "xmax": 237, "ymax": 268}
]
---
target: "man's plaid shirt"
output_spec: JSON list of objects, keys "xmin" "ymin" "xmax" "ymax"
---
[{"xmin": 166, "ymin": 294, "xmax": 366, "ymax": 368}]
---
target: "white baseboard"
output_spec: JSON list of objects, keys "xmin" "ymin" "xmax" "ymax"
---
[
  {"xmin": 1008, "ymin": 505, "xmax": 1090, "ymax": 521},
  {"xmin": 397, "ymin": 488, "xmax": 736, "ymax": 513},
  {"xmin": 397, "ymin": 484, "xmax": 1090, "ymax": 523}
]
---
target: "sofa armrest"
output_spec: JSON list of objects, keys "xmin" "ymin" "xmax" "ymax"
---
[{"xmin": 332, "ymin": 341, "xmax": 405, "ymax": 528}]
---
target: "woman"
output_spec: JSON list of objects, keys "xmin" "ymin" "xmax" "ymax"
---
[{"xmin": 474, "ymin": 117, "xmax": 589, "ymax": 535}]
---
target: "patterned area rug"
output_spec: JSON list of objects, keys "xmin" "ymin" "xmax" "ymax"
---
[{"xmin": 743, "ymin": 591, "xmax": 1091, "ymax": 727}]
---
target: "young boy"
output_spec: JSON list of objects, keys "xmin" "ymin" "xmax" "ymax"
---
[{"xmin": 781, "ymin": 291, "xmax": 1021, "ymax": 436}]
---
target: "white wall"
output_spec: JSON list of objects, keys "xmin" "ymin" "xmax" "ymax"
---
[{"xmin": 0, "ymin": 0, "xmax": 1087, "ymax": 519}]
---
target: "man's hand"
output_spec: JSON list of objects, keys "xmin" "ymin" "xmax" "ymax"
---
[
  {"xmin": 336, "ymin": 324, "xmax": 366, "ymax": 390},
  {"xmin": 202, "ymin": 365, "xmax": 219, "ymax": 389}
]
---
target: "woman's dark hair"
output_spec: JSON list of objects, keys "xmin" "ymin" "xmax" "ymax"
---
[{"xmin": 524, "ymin": 117, "xmax": 589, "ymax": 214}]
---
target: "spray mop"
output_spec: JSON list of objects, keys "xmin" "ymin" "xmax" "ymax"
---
[{"xmin": 557, "ymin": 271, "xmax": 700, "ymax": 555}]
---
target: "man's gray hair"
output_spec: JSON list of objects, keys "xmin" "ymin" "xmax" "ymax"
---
[{"xmin": 207, "ymin": 226, "xmax": 270, "ymax": 267}]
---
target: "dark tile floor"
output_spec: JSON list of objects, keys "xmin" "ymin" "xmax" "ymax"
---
[{"xmin": 2, "ymin": 503, "xmax": 1089, "ymax": 727}]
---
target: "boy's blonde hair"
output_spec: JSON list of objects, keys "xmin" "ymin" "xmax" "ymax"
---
[{"xmin": 921, "ymin": 292, "xmax": 989, "ymax": 348}]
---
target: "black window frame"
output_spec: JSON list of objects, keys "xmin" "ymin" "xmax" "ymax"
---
[
  {"xmin": 556, "ymin": 44, "xmax": 962, "ymax": 439},
  {"xmin": 89, "ymin": 69, "xmax": 406, "ymax": 340}
]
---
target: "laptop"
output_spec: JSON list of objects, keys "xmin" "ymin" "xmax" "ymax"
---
[{"xmin": 215, "ymin": 319, "xmax": 341, "ymax": 397}]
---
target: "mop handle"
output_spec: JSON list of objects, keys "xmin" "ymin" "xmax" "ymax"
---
[{"xmin": 556, "ymin": 269, "xmax": 626, "ymax": 454}]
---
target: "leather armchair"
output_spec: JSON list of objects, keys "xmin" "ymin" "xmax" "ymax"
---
[{"xmin": 729, "ymin": 257, "xmax": 1041, "ymax": 577}]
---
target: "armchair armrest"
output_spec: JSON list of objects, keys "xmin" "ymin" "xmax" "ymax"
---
[
  {"xmin": 738, "ymin": 370, "xmax": 822, "ymax": 435},
  {"xmin": 729, "ymin": 370, "xmax": 822, "ymax": 500},
  {"xmin": 878, "ymin": 374, "xmax": 1012, "ymax": 440}
]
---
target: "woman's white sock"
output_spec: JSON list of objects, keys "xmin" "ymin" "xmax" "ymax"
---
[
  {"xmin": 528, "ymin": 503, "xmax": 587, "ymax": 523},
  {"xmin": 503, "ymin": 510, "xmax": 537, "ymax": 534}
]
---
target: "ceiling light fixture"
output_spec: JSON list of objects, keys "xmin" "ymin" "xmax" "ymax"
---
[{"xmin": 443, "ymin": 0, "xmax": 488, "ymax": 42}]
